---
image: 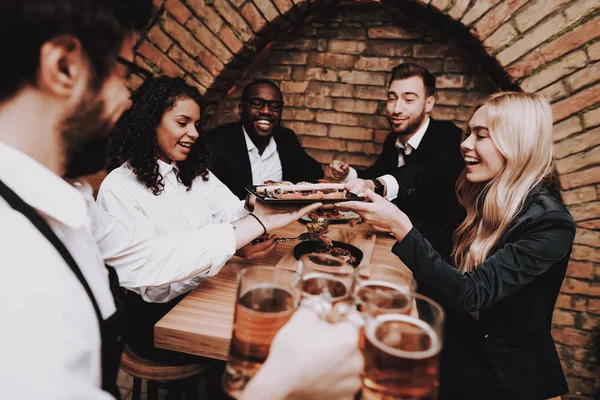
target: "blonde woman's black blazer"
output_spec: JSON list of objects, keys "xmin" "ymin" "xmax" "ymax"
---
[{"xmin": 392, "ymin": 186, "xmax": 575, "ymax": 399}]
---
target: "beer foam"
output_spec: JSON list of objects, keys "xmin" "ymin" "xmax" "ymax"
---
[
  {"xmin": 239, "ymin": 284, "xmax": 300, "ymax": 317},
  {"xmin": 364, "ymin": 314, "xmax": 441, "ymax": 359}
]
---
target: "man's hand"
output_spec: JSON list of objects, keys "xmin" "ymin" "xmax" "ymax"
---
[
  {"xmin": 236, "ymin": 234, "xmax": 277, "ymax": 261},
  {"xmin": 345, "ymin": 178, "xmax": 375, "ymax": 195},
  {"xmin": 241, "ymin": 307, "xmax": 363, "ymax": 400},
  {"xmin": 328, "ymin": 160, "xmax": 350, "ymax": 181}
]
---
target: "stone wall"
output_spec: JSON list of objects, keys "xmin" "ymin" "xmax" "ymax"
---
[{"xmin": 131, "ymin": 0, "xmax": 600, "ymax": 397}]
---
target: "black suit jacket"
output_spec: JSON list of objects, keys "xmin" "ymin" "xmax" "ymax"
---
[
  {"xmin": 360, "ymin": 119, "xmax": 465, "ymax": 259},
  {"xmin": 204, "ymin": 122, "xmax": 324, "ymax": 199},
  {"xmin": 392, "ymin": 186, "xmax": 575, "ymax": 399}
]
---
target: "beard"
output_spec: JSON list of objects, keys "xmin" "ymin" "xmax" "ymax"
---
[
  {"xmin": 390, "ymin": 107, "xmax": 427, "ymax": 137},
  {"xmin": 61, "ymin": 95, "xmax": 114, "ymax": 178}
]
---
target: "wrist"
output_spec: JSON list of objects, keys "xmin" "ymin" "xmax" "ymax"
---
[
  {"xmin": 241, "ymin": 359, "xmax": 293, "ymax": 400},
  {"xmin": 369, "ymin": 178, "xmax": 385, "ymax": 196}
]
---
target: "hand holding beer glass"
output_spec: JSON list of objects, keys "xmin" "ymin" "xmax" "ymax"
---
[
  {"xmin": 362, "ymin": 293, "xmax": 444, "ymax": 400},
  {"xmin": 222, "ymin": 266, "xmax": 302, "ymax": 398}
]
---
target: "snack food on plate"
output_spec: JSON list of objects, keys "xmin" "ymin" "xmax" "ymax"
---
[{"xmin": 256, "ymin": 182, "xmax": 346, "ymax": 200}]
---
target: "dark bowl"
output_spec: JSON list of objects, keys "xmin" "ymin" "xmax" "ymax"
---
[{"xmin": 293, "ymin": 240, "xmax": 363, "ymax": 267}]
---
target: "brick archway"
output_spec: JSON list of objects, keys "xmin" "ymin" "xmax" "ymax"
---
[{"xmin": 136, "ymin": 0, "xmax": 599, "ymax": 397}]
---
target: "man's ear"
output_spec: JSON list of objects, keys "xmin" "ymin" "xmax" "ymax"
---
[
  {"xmin": 425, "ymin": 95, "xmax": 435, "ymax": 114},
  {"xmin": 38, "ymin": 36, "xmax": 87, "ymax": 98}
]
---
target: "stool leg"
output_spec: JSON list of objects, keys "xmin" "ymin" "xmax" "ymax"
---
[
  {"xmin": 147, "ymin": 380, "xmax": 159, "ymax": 400},
  {"xmin": 132, "ymin": 377, "xmax": 142, "ymax": 400}
]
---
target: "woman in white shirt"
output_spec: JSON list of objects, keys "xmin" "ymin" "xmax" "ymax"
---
[{"xmin": 97, "ymin": 77, "xmax": 317, "ymax": 367}]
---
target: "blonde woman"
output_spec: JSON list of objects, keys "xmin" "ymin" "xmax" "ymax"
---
[{"xmin": 340, "ymin": 92, "xmax": 574, "ymax": 400}]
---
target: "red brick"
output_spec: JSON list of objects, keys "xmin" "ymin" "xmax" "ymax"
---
[
  {"xmin": 577, "ymin": 219, "xmax": 600, "ymax": 230},
  {"xmin": 483, "ymin": 23, "xmax": 518, "ymax": 52},
  {"xmin": 199, "ymin": 50, "xmax": 224, "ymax": 77},
  {"xmin": 346, "ymin": 153, "xmax": 377, "ymax": 168},
  {"xmin": 552, "ymin": 309, "xmax": 576, "ymax": 326},
  {"xmin": 186, "ymin": 0, "xmax": 224, "ymax": 33},
  {"xmin": 240, "ymin": 2, "xmax": 268, "ymax": 32},
  {"xmin": 271, "ymin": 0, "xmax": 294, "ymax": 15},
  {"xmin": 571, "ymin": 244, "xmax": 600, "ymax": 263},
  {"xmin": 374, "ymin": 130, "xmax": 389, "ymax": 144},
  {"xmin": 431, "ymin": 106, "xmax": 459, "ymax": 120},
  {"xmin": 308, "ymin": 53, "xmax": 356, "ymax": 69},
  {"xmin": 306, "ymin": 68, "xmax": 339, "ymax": 82},
  {"xmin": 448, "ymin": 0, "xmax": 471, "ymax": 20},
  {"xmin": 560, "ymin": 165, "xmax": 600, "ymax": 190},
  {"xmin": 514, "ymin": 0, "xmax": 569, "ymax": 32},
  {"xmin": 474, "ymin": 0, "xmax": 527, "ymax": 39},
  {"xmin": 430, "ymin": 0, "xmax": 451, "ymax": 11},
  {"xmin": 538, "ymin": 81, "xmax": 568, "ymax": 103},
  {"xmin": 333, "ymin": 98, "xmax": 379, "ymax": 114},
  {"xmin": 556, "ymin": 294, "xmax": 588, "ymax": 312},
  {"xmin": 271, "ymin": 52, "xmax": 309, "ymax": 65},
  {"xmin": 187, "ymin": 19, "xmax": 233, "ymax": 63},
  {"xmin": 327, "ymin": 40, "xmax": 366, "ymax": 55},
  {"xmin": 588, "ymin": 41, "xmax": 600, "ymax": 61},
  {"xmin": 302, "ymin": 136, "xmax": 346, "ymax": 151},
  {"xmin": 583, "ymin": 107, "xmax": 600, "ymax": 128},
  {"xmin": 539, "ymin": 15, "xmax": 600, "ymax": 63},
  {"xmin": 367, "ymin": 26, "xmax": 422, "ymax": 39},
  {"xmin": 436, "ymin": 74, "xmax": 468, "ymax": 89},
  {"xmin": 137, "ymin": 41, "xmax": 183, "ymax": 77},
  {"xmin": 305, "ymin": 148, "xmax": 335, "ymax": 164},
  {"xmin": 167, "ymin": 45, "xmax": 213, "ymax": 86},
  {"xmin": 282, "ymin": 108, "xmax": 315, "ymax": 121},
  {"xmin": 262, "ymin": 65, "xmax": 292, "ymax": 80},
  {"xmin": 339, "ymin": 71, "xmax": 387, "ymax": 86},
  {"xmin": 283, "ymin": 93, "xmax": 332, "ymax": 109},
  {"xmin": 564, "ymin": 0, "xmax": 599, "ymax": 25},
  {"xmin": 184, "ymin": 75, "xmax": 207, "ymax": 95},
  {"xmin": 505, "ymin": 51, "xmax": 546, "ymax": 80},
  {"xmin": 363, "ymin": 142, "xmax": 382, "ymax": 155},
  {"xmin": 580, "ymin": 313, "xmax": 600, "ymax": 331},
  {"xmin": 561, "ymin": 185, "xmax": 598, "ymax": 205},
  {"xmin": 461, "ymin": 0, "xmax": 503, "ymax": 26},
  {"xmin": 165, "ymin": 0, "xmax": 191, "ymax": 25},
  {"xmin": 354, "ymin": 57, "xmax": 405, "ymax": 72},
  {"xmin": 358, "ymin": 115, "xmax": 389, "ymax": 130},
  {"xmin": 556, "ymin": 145, "xmax": 600, "ymax": 175},
  {"xmin": 565, "ymin": 376, "xmax": 596, "ymax": 396},
  {"xmin": 569, "ymin": 200, "xmax": 600, "ymax": 222},
  {"xmin": 219, "ymin": 26, "xmax": 244, "ymax": 54},
  {"xmin": 162, "ymin": 15, "xmax": 204, "ymax": 55},
  {"xmin": 589, "ymin": 298, "xmax": 600, "ymax": 315},
  {"xmin": 346, "ymin": 141, "xmax": 363, "ymax": 153},
  {"xmin": 551, "ymin": 326, "xmax": 593, "ymax": 346},
  {"xmin": 553, "ymin": 116, "xmax": 582, "ymax": 142},
  {"xmin": 355, "ymin": 86, "xmax": 388, "ymax": 100},
  {"xmin": 552, "ymin": 85, "xmax": 600, "ymax": 122},
  {"xmin": 369, "ymin": 42, "xmax": 412, "ymax": 57},
  {"xmin": 566, "ymin": 61, "xmax": 600, "ymax": 92},
  {"xmin": 147, "ymin": 25, "xmax": 172, "ymax": 52},
  {"xmin": 521, "ymin": 51, "xmax": 588, "ymax": 92},
  {"xmin": 212, "ymin": 0, "xmax": 254, "ymax": 42},
  {"xmin": 292, "ymin": 67, "xmax": 306, "ymax": 81},
  {"xmin": 283, "ymin": 121, "xmax": 327, "ymax": 136},
  {"xmin": 413, "ymin": 43, "xmax": 448, "ymax": 58},
  {"xmin": 252, "ymin": 0, "xmax": 279, "ymax": 22},
  {"xmin": 280, "ymin": 81, "xmax": 309, "ymax": 93},
  {"xmin": 329, "ymin": 125, "xmax": 373, "ymax": 141},
  {"xmin": 279, "ymin": 38, "xmax": 317, "ymax": 51},
  {"xmin": 566, "ymin": 261, "xmax": 595, "ymax": 279},
  {"xmin": 555, "ymin": 126, "xmax": 600, "ymax": 158}
]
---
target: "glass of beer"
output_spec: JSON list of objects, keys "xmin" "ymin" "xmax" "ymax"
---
[
  {"xmin": 354, "ymin": 264, "xmax": 416, "ymax": 315},
  {"xmin": 362, "ymin": 294, "xmax": 445, "ymax": 400},
  {"xmin": 298, "ymin": 253, "xmax": 355, "ymax": 307},
  {"xmin": 222, "ymin": 266, "xmax": 302, "ymax": 399}
]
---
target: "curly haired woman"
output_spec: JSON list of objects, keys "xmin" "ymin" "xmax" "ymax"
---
[
  {"xmin": 97, "ymin": 76, "xmax": 319, "ymax": 365},
  {"xmin": 340, "ymin": 92, "xmax": 575, "ymax": 400}
]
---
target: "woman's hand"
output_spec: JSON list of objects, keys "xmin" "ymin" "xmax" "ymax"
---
[
  {"xmin": 337, "ymin": 188, "xmax": 413, "ymax": 241},
  {"xmin": 252, "ymin": 201, "xmax": 323, "ymax": 232},
  {"xmin": 240, "ymin": 307, "xmax": 363, "ymax": 400},
  {"xmin": 235, "ymin": 235, "xmax": 277, "ymax": 261}
]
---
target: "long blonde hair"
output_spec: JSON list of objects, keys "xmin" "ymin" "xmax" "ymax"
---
[{"xmin": 452, "ymin": 92, "xmax": 555, "ymax": 272}]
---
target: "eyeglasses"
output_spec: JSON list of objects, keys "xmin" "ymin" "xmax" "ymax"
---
[
  {"xmin": 116, "ymin": 56, "xmax": 153, "ymax": 82},
  {"xmin": 247, "ymin": 97, "xmax": 284, "ymax": 112}
]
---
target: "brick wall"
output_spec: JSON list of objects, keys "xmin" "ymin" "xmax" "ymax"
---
[
  {"xmin": 134, "ymin": 0, "xmax": 599, "ymax": 398},
  {"xmin": 210, "ymin": 6, "xmax": 496, "ymax": 169}
]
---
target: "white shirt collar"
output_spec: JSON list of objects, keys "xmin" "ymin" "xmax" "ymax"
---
[
  {"xmin": 157, "ymin": 159, "xmax": 178, "ymax": 176},
  {"xmin": 395, "ymin": 117, "xmax": 430, "ymax": 155},
  {"xmin": 242, "ymin": 125, "xmax": 277, "ymax": 158},
  {"xmin": 0, "ymin": 142, "xmax": 87, "ymax": 228}
]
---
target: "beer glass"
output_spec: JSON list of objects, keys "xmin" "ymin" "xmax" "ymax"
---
[
  {"xmin": 222, "ymin": 266, "xmax": 302, "ymax": 399},
  {"xmin": 362, "ymin": 294, "xmax": 445, "ymax": 400},
  {"xmin": 354, "ymin": 264, "xmax": 416, "ymax": 314},
  {"xmin": 298, "ymin": 253, "xmax": 355, "ymax": 307}
]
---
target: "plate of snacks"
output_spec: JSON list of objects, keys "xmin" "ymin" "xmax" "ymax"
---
[{"xmin": 246, "ymin": 182, "xmax": 365, "ymax": 205}]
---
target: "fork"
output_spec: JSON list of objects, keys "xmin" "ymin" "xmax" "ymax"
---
[{"xmin": 275, "ymin": 232, "xmax": 313, "ymax": 242}]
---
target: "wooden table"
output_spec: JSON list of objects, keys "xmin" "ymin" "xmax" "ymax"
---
[{"xmin": 154, "ymin": 221, "xmax": 404, "ymax": 360}]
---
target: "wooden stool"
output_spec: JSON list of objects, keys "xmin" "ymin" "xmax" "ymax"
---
[{"xmin": 120, "ymin": 345, "xmax": 211, "ymax": 400}]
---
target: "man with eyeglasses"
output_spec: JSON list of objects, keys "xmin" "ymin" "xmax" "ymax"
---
[{"xmin": 205, "ymin": 79, "xmax": 324, "ymax": 199}]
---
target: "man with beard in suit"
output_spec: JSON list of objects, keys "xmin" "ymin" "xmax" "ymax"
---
[
  {"xmin": 205, "ymin": 79, "xmax": 324, "ymax": 199},
  {"xmin": 330, "ymin": 63, "xmax": 465, "ymax": 260}
]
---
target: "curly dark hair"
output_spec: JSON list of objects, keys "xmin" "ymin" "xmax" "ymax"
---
[{"xmin": 106, "ymin": 76, "xmax": 211, "ymax": 195}]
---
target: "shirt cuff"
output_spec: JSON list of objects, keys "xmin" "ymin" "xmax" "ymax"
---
[
  {"xmin": 342, "ymin": 167, "xmax": 358, "ymax": 183},
  {"xmin": 379, "ymin": 174, "xmax": 399, "ymax": 201}
]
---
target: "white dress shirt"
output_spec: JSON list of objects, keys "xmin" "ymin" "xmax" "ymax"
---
[
  {"xmin": 243, "ymin": 125, "xmax": 283, "ymax": 185},
  {"xmin": 97, "ymin": 161, "xmax": 246, "ymax": 303},
  {"xmin": 0, "ymin": 142, "xmax": 115, "ymax": 400},
  {"xmin": 343, "ymin": 118, "xmax": 430, "ymax": 200}
]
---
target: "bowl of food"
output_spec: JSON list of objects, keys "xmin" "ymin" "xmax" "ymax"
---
[{"xmin": 293, "ymin": 240, "xmax": 363, "ymax": 267}]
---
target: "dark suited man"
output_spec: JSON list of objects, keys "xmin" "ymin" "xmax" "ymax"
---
[
  {"xmin": 330, "ymin": 63, "xmax": 465, "ymax": 260},
  {"xmin": 205, "ymin": 79, "xmax": 324, "ymax": 199}
]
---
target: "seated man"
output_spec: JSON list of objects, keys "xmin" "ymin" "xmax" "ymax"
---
[
  {"xmin": 330, "ymin": 63, "xmax": 465, "ymax": 259},
  {"xmin": 205, "ymin": 79, "xmax": 324, "ymax": 199}
]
